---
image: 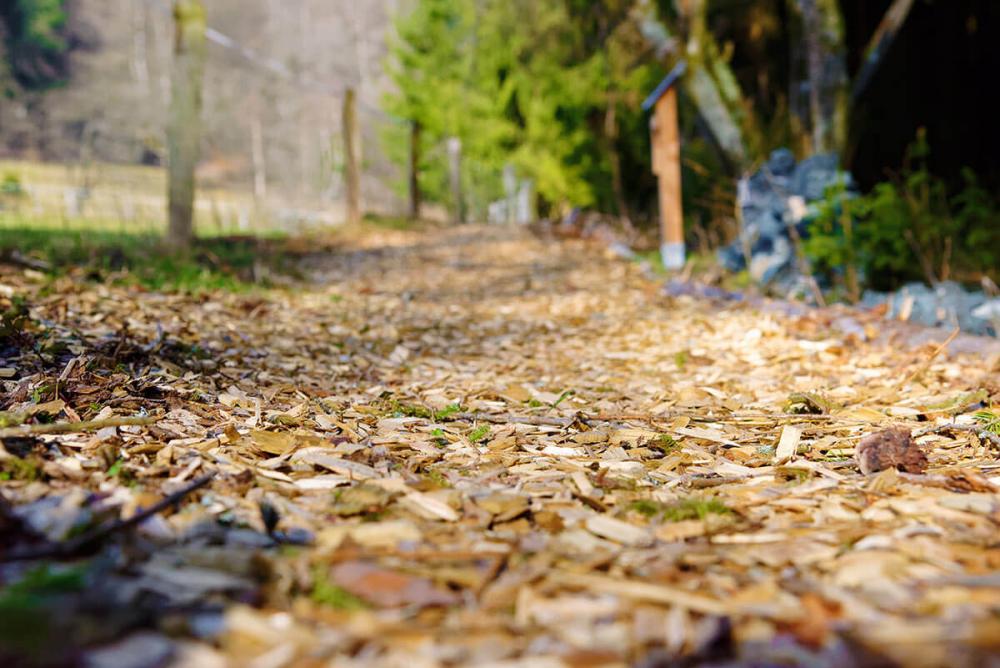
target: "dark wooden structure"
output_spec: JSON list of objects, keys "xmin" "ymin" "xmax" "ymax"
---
[{"xmin": 642, "ymin": 61, "xmax": 687, "ymax": 270}]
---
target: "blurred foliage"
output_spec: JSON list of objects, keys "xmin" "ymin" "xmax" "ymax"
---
[
  {"xmin": 1, "ymin": 172, "xmax": 25, "ymax": 197},
  {"xmin": 0, "ymin": 563, "xmax": 86, "ymax": 663},
  {"xmin": 804, "ymin": 130, "xmax": 1000, "ymax": 293},
  {"xmin": 385, "ymin": 0, "xmax": 663, "ymax": 219},
  {"xmin": 0, "ymin": 0, "xmax": 70, "ymax": 91}
]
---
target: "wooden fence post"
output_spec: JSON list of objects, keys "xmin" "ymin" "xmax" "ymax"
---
[
  {"xmin": 653, "ymin": 86, "xmax": 684, "ymax": 269},
  {"xmin": 409, "ymin": 120, "xmax": 421, "ymax": 220},
  {"xmin": 251, "ymin": 113, "xmax": 267, "ymax": 202},
  {"xmin": 447, "ymin": 137, "xmax": 464, "ymax": 224},
  {"xmin": 503, "ymin": 164, "xmax": 516, "ymax": 225},
  {"xmin": 643, "ymin": 66, "xmax": 687, "ymax": 270},
  {"xmin": 166, "ymin": 0, "xmax": 207, "ymax": 249},
  {"xmin": 342, "ymin": 88, "xmax": 361, "ymax": 226}
]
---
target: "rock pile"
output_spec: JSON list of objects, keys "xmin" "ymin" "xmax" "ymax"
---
[
  {"xmin": 715, "ymin": 148, "xmax": 998, "ymax": 338},
  {"xmin": 717, "ymin": 148, "xmax": 848, "ymax": 296},
  {"xmin": 863, "ymin": 282, "xmax": 999, "ymax": 338}
]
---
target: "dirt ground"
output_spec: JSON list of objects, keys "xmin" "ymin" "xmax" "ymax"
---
[{"xmin": 1, "ymin": 224, "xmax": 999, "ymax": 667}]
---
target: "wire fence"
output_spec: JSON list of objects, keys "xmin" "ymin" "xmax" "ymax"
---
[
  {"xmin": 0, "ymin": 0, "xmax": 536, "ymax": 236},
  {"xmin": 0, "ymin": 0, "xmax": 416, "ymax": 235}
]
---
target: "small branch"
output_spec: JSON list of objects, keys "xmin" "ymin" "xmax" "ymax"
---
[
  {"xmin": 0, "ymin": 416, "xmax": 158, "ymax": 439},
  {"xmin": 897, "ymin": 328, "xmax": 960, "ymax": 389},
  {"xmin": 898, "ymin": 471, "xmax": 998, "ymax": 492},
  {"xmin": 450, "ymin": 410, "xmax": 869, "ymax": 428},
  {"xmin": 2, "ymin": 250, "xmax": 52, "ymax": 272},
  {"xmin": 452, "ymin": 412, "xmax": 576, "ymax": 427},
  {"xmin": 923, "ymin": 423, "xmax": 1000, "ymax": 450},
  {"xmin": 2, "ymin": 472, "xmax": 216, "ymax": 562},
  {"xmin": 902, "ymin": 228, "xmax": 939, "ymax": 286},
  {"xmin": 852, "ymin": 0, "xmax": 916, "ymax": 102}
]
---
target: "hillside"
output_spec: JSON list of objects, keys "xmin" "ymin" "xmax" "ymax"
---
[{"xmin": 0, "ymin": 0, "xmax": 404, "ymax": 211}]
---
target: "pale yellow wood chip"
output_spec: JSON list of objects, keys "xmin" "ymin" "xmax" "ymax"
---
[
  {"xmin": 584, "ymin": 514, "xmax": 653, "ymax": 547},
  {"xmin": 549, "ymin": 572, "xmax": 728, "ymax": 616},
  {"xmin": 774, "ymin": 425, "xmax": 802, "ymax": 464}
]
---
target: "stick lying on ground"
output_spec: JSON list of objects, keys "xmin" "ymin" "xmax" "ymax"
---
[
  {"xmin": 923, "ymin": 423, "xmax": 1000, "ymax": 449},
  {"xmin": 2, "ymin": 472, "xmax": 216, "ymax": 562},
  {"xmin": 0, "ymin": 415, "xmax": 158, "ymax": 439}
]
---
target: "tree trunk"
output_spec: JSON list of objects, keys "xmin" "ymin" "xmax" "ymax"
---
[
  {"xmin": 604, "ymin": 95, "xmax": 631, "ymax": 223},
  {"xmin": 852, "ymin": 0, "xmax": 916, "ymax": 102},
  {"xmin": 251, "ymin": 113, "xmax": 267, "ymax": 201},
  {"xmin": 408, "ymin": 120, "xmax": 421, "ymax": 220},
  {"xmin": 791, "ymin": 0, "xmax": 848, "ymax": 155},
  {"xmin": 342, "ymin": 87, "xmax": 361, "ymax": 226},
  {"xmin": 447, "ymin": 137, "xmax": 464, "ymax": 224},
  {"xmin": 166, "ymin": 0, "xmax": 207, "ymax": 250},
  {"xmin": 634, "ymin": 0, "xmax": 753, "ymax": 170}
]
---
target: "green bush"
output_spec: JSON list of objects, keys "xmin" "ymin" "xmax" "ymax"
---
[
  {"xmin": 0, "ymin": 172, "xmax": 25, "ymax": 197},
  {"xmin": 804, "ymin": 130, "xmax": 1000, "ymax": 295}
]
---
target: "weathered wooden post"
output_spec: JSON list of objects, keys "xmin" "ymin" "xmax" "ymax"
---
[
  {"xmin": 642, "ymin": 62, "xmax": 687, "ymax": 270},
  {"xmin": 408, "ymin": 120, "xmax": 421, "ymax": 220},
  {"xmin": 251, "ymin": 113, "xmax": 267, "ymax": 202},
  {"xmin": 342, "ymin": 88, "xmax": 361, "ymax": 226},
  {"xmin": 447, "ymin": 137, "xmax": 464, "ymax": 224},
  {"xmin": 166, "ymin": 0, "xmax": 207, "ymax": 249},
  {"xmin": 502, "ymin": 164, "xmax": 517, "ymax": 225}
]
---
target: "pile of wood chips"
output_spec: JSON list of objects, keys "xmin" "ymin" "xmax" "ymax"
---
[{"xmin": 1, "ymin": 224, "xmax": 999, "ymax": 667}]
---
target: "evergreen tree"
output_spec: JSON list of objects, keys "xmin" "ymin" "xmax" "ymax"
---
[
  {"xmin": 0, "ymin": 0, "xmax": 70, "ymax": 92},
  {"xmin": 384, "ymin": 0, "xmax": 663, "ymax": 218}
]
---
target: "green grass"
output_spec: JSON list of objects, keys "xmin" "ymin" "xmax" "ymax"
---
[
  {"xmin": 434, "ymin": 403, "xmax": 463, "ymax": 420},
  {"xmin": 0, "ymin": 564, "xmax": 88, "ymax": 656},
  {"xmin": 383, "ymin": 400, "xmax": 464, "ymax": 421},
  {"xmin": 311, "ymin": 567, "xmax": 368, "ymax": 611},
  {"xmin": 629, "ymin": 496, "xmax": 732, "ymax": 522},
  {"xmin": 0, "ymin": 455, "xmax": 43, "ymax": 481},
  {"xmin": 652, "ymin": 434, "xmax": 680, "ymax": 454},
  {"xmin": 0, "ymin": 224, "xmax": 293, "ymax": 293},
  {"xmin": 628, "ymin": 499, "xmax": 663, "ymax": 518},
  {"xmin": 973, "ymin": 410, "xmax": 1000, "ymax": 435},
  {"xmin": 468, "ymin": 424, "xmax": 490, "ymax": 443},
  {"xmin": 425, "ymin": 468, "xmax": 451, "ymax": 488},
  {"xmin": 362, "ymin": 213, "xmax": 417, "ymax": 231}
]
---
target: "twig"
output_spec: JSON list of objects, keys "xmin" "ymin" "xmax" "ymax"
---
[
  {"xmin": 2, "ymin": 250, "xmax": 52, "ymax": 272},
  {"xmin": 898, "ymin": 471, "xmax": 998, "ymax": 492},
  {"xmin": 549, "ymin": 571, "xmax": 728, "ymax": 616},
  {"xmin": 475, "ymin": 554, "xmax": 509, "ymax": 596},
  {"xmin": 897, "ymin": 327, "xmax": 960, "ymax": 389},
  {"xmin": 452, "ymin": 412, "xmax": 576, "ymax": 427},
  {"xmin": 0, "ymin": 415, "xmax": 158, "ymax": 439},
  {"xmin": 449, "ymin": 410, "xmax": 866, "ymax": 429},
  {"xmin": 903, "ymin": 228, "xmax": 939, "ymax": 286},
  {"xmin": 2, "ymin": 472, "xmax": 216, "ymax": 562},
  {"xmin": 922, "ymin": 423, "xmax": 1000, "ymax": 450}
]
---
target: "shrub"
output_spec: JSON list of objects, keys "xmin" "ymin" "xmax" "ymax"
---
[{"xmin": 805, "ymin": 130, "xmax": 1000, "ymax": 295}]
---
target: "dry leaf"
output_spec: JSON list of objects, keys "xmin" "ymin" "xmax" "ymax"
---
[
  {"xmin": 330, "ymin": 562, "xmax": 458, "ymax": 608},
  {"xmin": 856, "ymin": 428, "xmax": 927, "ymax": 475}
]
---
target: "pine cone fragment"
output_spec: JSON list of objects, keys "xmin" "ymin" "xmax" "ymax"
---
[{"xmin": 855, "ymin": 428, "xmax": 927, "ymax": 475}]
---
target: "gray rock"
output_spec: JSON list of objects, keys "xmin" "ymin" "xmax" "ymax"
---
[
  {"xmin": 886, "ymin": 281, "xmax": 994, "ymax": 336},
  {"xmin": 972, "ymin": 299, "xmax": 1000, "ymax": 332},
  {"xmin": 767, "ymin": 148, "xmax": 797, "ymax": 176},
  {"xmin": 711, "ymin": 149, "xmax": 996, "ymax": 337},
  {"xmin": 792, "ymin": 153, "xmax": 845, "ymax": 200},
  {"xmin": 84, "ymin": 632, "xmax": 174, "ymax": 668},
  {"xmin": 718, "ymin": 149, "xmax": 850, "ymax": 293}
]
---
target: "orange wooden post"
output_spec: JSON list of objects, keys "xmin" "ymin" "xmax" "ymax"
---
[{"xmin": 643, "ymin": 62, "xmax": 687, "ymax": 270}]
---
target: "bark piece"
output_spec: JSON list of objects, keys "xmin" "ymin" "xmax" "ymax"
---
[{"xmin": 855, "ymin": 428, "xmax": 927, "ymax": 475}]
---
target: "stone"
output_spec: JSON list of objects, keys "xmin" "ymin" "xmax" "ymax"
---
[
  {"xmin": 718, "ymin": 149, "xmax": 849, "ymax": 293},
  {"xmin": 887, "ymin": 281, "xmax": 994, "ymax": 336}
]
